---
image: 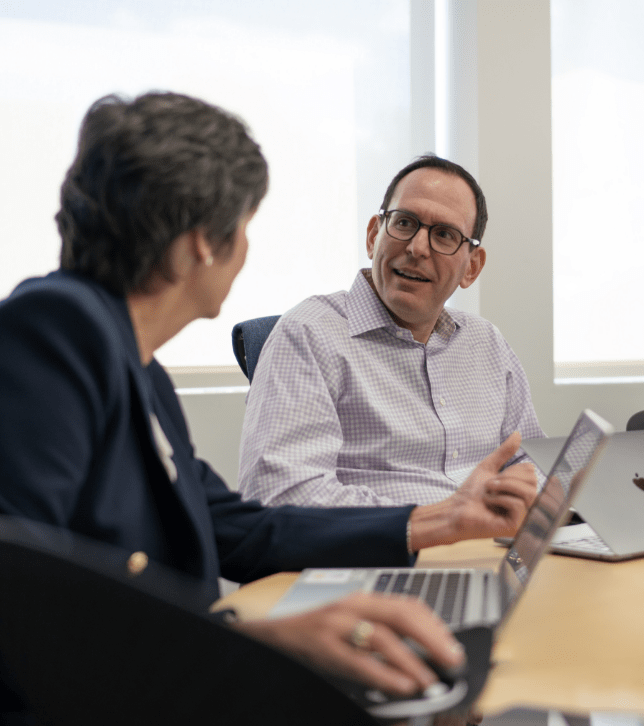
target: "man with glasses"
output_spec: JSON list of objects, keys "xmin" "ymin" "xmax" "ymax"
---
[{"xmin": 238, "ymin": 155, "xmax": 544, "ymax": 511}]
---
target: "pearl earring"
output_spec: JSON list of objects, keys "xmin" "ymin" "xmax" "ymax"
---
[{"xmin": 205, "ymin": 255, "xmax": 214, "ymax": 267}]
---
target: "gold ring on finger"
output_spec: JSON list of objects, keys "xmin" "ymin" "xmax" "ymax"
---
[{"xmin": 349, "ymin": 619, "xmax": 375, "ymax": 649}]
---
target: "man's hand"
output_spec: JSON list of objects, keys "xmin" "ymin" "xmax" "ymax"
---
[
  {"xmin": 235, "ymin": 592, "xmax": 465, "ymax": 697},
  {"xmin": 409, "ymin": 432, "xmax": 538, "ymax": 551}
]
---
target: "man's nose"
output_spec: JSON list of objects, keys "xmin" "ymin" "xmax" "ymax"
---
[{"xmin": 406, "ymin": 227, "xmax": 432, "ymax": 257}]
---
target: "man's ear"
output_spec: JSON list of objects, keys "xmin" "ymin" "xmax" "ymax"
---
[
  {"xmin": 366, "ymin": 214, "xmax": 381, "ymax": 260},
  {"xmin": 459, "ymin": 247, "xmax": 486, "ymax": 289}
]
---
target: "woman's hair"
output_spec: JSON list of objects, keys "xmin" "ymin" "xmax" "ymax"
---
[{"xmin": 57, "ymin": 92, "xmax": 268, "ymax": 294}]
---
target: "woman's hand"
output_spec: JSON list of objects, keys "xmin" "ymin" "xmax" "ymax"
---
[{"xmin": 235, "ymin": 591, "xmax": 465, "ymax": 696}]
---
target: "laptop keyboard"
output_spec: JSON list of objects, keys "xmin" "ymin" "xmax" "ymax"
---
[
  {"xmin": 373, "ymin": 570, "xmax": 472, "ymax": 627},
  {"xmin": 560, "ymin": 531, "xmax": 613, "ymax": 554}
]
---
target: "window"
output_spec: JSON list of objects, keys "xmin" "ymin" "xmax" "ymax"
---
[
  {"xmin": 0, "ymin": 0, "xmax": 416, "ymax": 372},
  {"xmin": 552, "ymin": 0, "xmax": 644, "ymax": 382}
]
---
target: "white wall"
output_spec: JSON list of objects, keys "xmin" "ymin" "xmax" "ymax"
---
[{"xmin": 174, "ymin": 370, "xmax": 248, "ymax": 492}]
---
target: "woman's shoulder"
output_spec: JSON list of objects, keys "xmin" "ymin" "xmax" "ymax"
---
[
  {"xmin": 0, "ymin": 270, "xmax": 137, "ymax": 378},
  {"xmin": 8, "ymin": 270, "xmax": 114, "ymax": 316},
  {"xmin": 5, "ymin": 270, "xmax": 129, "ymax": 340}
]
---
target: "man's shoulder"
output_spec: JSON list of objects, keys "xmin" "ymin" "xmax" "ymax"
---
[
  {"xmin": 446, "ymin": 308, "xmax": 521, "ymax": 371},
  {"xmin": 447, "ymin": 307, "xmax": 505, "ymax": 341},
  {"xmin": 280, "ymin": 289, "xmax": 350, "ymax": 329},
  {"xmin": 259, "ymin": 290, "xmax": 353, "ymax": 368}
]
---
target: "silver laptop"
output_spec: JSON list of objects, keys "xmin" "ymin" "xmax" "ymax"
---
[
  {"xmin": 521, "ymin": 429, "xmax": 644, "ymax": 561},
  {"xmin": 270, "ymin": 409, "xmax": 614, "ymax": 630}
]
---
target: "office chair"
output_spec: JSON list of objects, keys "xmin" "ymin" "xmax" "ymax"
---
[
  {"xmin": 626, "ymin": 411, "xmax": 644, "ymax": 431},
  {"xmin": 231, "ymin": 315, "xmax": 280, "ymax": 382},
  {"xmin": 0, "ymin": 516, "xmax": 378, "ymax": 726}
]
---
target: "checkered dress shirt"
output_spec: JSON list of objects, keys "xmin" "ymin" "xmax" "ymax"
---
[{"xmin": 239, "ymin": 270, "xmax": 544, "ymax": 507}]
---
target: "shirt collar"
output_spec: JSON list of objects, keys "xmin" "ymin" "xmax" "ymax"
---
[
  {"xmin": 346, "ymin": 270, "xmax": 396, "ymax": 336},
  {"xmin": 346, "ymin": 268, "xmax": 464, "ymax": 342}
]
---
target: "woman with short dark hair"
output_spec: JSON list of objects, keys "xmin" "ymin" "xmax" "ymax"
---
[{"xmin": 0, "ymin": 91, "xmax": 535, "ymax": 723}]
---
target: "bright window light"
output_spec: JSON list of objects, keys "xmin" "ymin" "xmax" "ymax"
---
[
  {"xmin": 0, "ymin": 0, "xmax": 411, "ymax": 369},
  {"xmin": 552, "ymin": 0, "xmax": 644, "ymax": 379}
]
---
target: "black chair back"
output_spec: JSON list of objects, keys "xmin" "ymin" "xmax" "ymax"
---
[
  {"xmin": 0, "ymin": 517, "xmax": 377, "ymax": 726},
  {"xmin": 231, "ymin": 315, "xmax": 280, "ymax": 382}
]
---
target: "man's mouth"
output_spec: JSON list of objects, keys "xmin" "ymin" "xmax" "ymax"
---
[{"xmin": 393, "ymin": 268, "xmax": 430, "ymax": 282}]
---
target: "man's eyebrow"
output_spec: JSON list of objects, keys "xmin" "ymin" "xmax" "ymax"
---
[{"xmin": 395, "ymin": 207, "xmax": 467, "ymax": 235}]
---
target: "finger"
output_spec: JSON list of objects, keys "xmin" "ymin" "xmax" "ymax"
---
[
  {"xmin": 488, "ymin": 462, "xmax": 538, "ymax": 489},
  {"xmin": 311, "ymin": 621, "xmax": 424, "ymax": 695},
  {"xmin": 343, "ymin": 593, "xmax": 465, "ymax": 670},
  {"xmin": 343, "ymin": 624, "xmax": 438, "ymax": 694},
  {"xmin": 480, "ymin": 431, "xmax": 522, "ymax": 473},
  {"xmin": 486, "ymin": 471, "xmax": 538, "ymax": 507},
  {"xmin": 483, "ymin": 492, "xmax": 533, "ymax": 530},
  {"xmin": 339, "ymin": 616, "xmax": 462, "ymax": 696},
  {"xmin": 485, "ymin": 478, "xmax": 535, "ymax": 505},
  {"xmin": 503, "ymin": 460, "xmax": 537, "ymax": 478},
  {"xmin": 486, "ymin": 479, "xmax": 537, "ymax": 505},
  {"xmin": 329, "ymin": 641, "xmax": 422, "ymax": 695},
  {"xmin": 367, "ymin": 622, "xmax": 438, "ymax": 687},
  {"xmin": 500, "ymin": 461, "xmax": 538, "ymax": 487}
]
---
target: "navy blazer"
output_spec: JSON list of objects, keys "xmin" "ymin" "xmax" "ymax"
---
[{"xmin": 0, "ymin": 271, "xmax": 413, "ymax": 597}]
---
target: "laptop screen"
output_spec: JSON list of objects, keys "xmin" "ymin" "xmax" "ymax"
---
[{"xmin": 498, "ymin": 410, "xmax": 613, "ymax": 619}]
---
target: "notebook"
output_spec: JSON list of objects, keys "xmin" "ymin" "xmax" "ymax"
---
[{"xmin": 520, "ymin": 429, "xmax": 644, "ymax": 561}]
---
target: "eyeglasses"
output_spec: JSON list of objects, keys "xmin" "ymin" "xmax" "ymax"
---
[{"xmin": 379, "ymin": 209, "xmax": 480, "ymax": 256}]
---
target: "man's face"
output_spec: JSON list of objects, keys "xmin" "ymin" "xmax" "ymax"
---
[{"xmin": 366, "ymin": 168, "xmax": 485, "ymax": 343}]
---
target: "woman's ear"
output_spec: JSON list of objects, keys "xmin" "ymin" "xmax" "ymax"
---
[
  {"xmin": 162, "ymin": 230, "xmax": 208, "ymax": 281},
  {"xmin": 192, "ymin": 230, "xmax": 214, "ymax": 266}
]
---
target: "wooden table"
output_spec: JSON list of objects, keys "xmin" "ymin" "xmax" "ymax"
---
[{"xmin": 215, "ymin": 539, "xmax": 644, "ymax": 717}]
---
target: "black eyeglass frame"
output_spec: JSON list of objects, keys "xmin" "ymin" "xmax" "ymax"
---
[{"xmin": 378, "ymin": 209, "xmax": 480, "ymax": 256}]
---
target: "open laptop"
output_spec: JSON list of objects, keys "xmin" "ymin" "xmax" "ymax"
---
[
  {"xmin": 520, "ymin": 430, "xmax": 644, "ymax": 561},
  {"xmin": 271, "ymin": 409, "xmax": 613, "ymax": 630},
  {"xmin": 268, "ymin": 410, "xmax": 612, "ymax": 720}
]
